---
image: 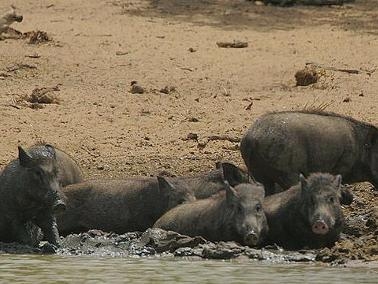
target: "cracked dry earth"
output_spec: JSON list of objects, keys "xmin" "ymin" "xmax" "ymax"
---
[{"xmin": 0, "ymin": 0, "xmax": 377, "ymax": 266}]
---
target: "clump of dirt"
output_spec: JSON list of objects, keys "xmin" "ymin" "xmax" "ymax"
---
[
  {"xmin": 295, "ymin": 66, "xmax": 320, "ymax": 86},
  {"xmin": 159, "ymin": 85, "xmax": 176, "ymax": 94},
  {"xmin": 28, "ymin": 86, "xmax": 60, "ymax": 104},
  {"xmin": 23, "ymin": 30, "xmax": 51, "ymax": 44},
  {"xmin": 18, "ymin": 85, "xmax": 61, "ymax": 109},
  {"xmin": 0, "ymin": 29, "xmax": 51, "ymax": 43}
]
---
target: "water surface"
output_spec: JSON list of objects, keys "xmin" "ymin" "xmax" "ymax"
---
[{"xmin": 1, "ymin": 255, "xmax": 376, "ymax": 283}]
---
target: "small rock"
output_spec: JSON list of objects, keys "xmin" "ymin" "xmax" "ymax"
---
[
  {"xmin": 343, "ymin": 97, "xmax": 351, "ymax": 103},
  {"xmin": 188, "ymin": 47, "xmax": 197, "ymax": 52},
  {"xmin": 25, "ymin": 53, "xmax": 40, "ymax": 58},
  {"xmin": 130, "ymin": 81, "xmax": 144, "ymax": 94},
  {"xmin": 188, "ymin": 117, "xmax": 199, "ymax": 122},
  {"xmin": 186, "ymin": 133, "xmax": 198, "ymax": 141},
  {"xmin": 159, "ymin": 85, "xmax": 176, "ymax": 94}
]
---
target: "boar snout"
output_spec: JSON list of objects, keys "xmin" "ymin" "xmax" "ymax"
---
[
  {"xmin": 312, "ymin": 219, "xmax": 329, "ymax": 235},
  {"xmin": 243, "ymin": 230, "xmax": 259, "ymax": 247}
]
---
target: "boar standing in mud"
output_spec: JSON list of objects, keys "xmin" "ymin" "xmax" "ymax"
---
[
  {"xmin": 0, "ymin": 145, "xmax": 62, "ymax": 246},
  {"xmin": 262, "ymin": 173, "xmax": 344, "ymax": 249},
  {"xmin": 153, "ymin": 179, "xmax": 268, "ymax": 247},
  {"xmin": 240, "ymin": 110, "xmax": 378, "ymax": 196}
]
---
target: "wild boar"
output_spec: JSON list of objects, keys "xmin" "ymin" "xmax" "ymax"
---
[
  {"xmin": 240, "ymin": 110, "xmax": 378, "ymax": 196},
  {"xmin": 262, "ymin": 172, "xmax": 344, "ymax": 249},
  {"xmin": 153, "ymin": 180, "xmax": 268, "ymax": 247},
  {"xmin": 57, "ymin": 177, "xmax": 196, "ymax": 235},
  {"xmin": 0, "ymin": 145, "xmax": 62, "ymax": 246}
]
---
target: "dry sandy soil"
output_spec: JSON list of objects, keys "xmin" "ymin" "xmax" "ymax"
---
[{"xmin": 0, "ymin": 0, "xmax": 377, "ymax": 264}]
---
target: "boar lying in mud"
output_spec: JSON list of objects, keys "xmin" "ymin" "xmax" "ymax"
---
[
  {"xmin": 57, "ymin": 177, "xmax": 195, "ymax": 235},
  {"xmin": 153, "ymin": 179, "xmax": 268, "ymax": 247},
  {"xmin": 240, "ymin": 110, "xmax": 378, "ymax": 196},
  {"xmin": 0, "ymin": 145, "xmax": 62, "ymax": 246},
  {"xmin": 262, "ymin": 173, "xmax": 344, "ymax": 249},
  {"xmin": 57, "ymin": 162, "xmax": 248, "ymax": 235}
]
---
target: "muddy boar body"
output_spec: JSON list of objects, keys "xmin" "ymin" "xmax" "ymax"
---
[
  {"xmin": 57, "ymin": 163, "xmax": 248, "ymax": 235},
  {"xmin": 240, "ymin": 111, "xmax": 378, "ymax": 195},
  {"xmin": 57, "ymin": 177, "xmax": 195, "ymax": 235},
  {"xmin": 262, "ymin": 173, "xmax": 344, "ymax": 249},
  {"xmin": 55, "ymin": 148, "xmax": 83, "ymax": 186},
  {"xmin": 153, "ymin": 181, "xmax": 268, "ymax": 247},
  {"xmin": 0, "ymin": 145, "xmax": 62, "ymax": 246}
]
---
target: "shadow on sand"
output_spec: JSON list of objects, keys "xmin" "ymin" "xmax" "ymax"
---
[{"xmin": 111, "ymin": 0, "xmax": 378, "ymax": 33}]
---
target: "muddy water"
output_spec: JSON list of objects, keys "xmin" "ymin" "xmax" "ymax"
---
[{"xmin": 1, "ymin": 255, "xmax": 377, "ymax": 283}]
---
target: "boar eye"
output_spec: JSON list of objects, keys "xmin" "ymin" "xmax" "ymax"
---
[
  {"xmin": 255, "ymin": 203, "xmax": 262, "ymax": 213},
  {"xmin": 329, "ymin": 196, "xmax": 335, "ymax": 203}
]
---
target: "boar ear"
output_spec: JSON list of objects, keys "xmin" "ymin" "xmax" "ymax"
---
[
  {"xmin": 18, "ymin": 146, "xmax": 33, "ymax": 168},
  {"xmin": 221, "ymin": 162, "xmax": 248, "ymax": 186},
  {"xmin": 333, "ymin": 175, "xmax": 342, "ymax": 189},
  {"xmin": 299, "ymin": 173, "xmax": 307, "ymax": 188},
  {"xmin": 157, "ymin": 176, "xmax": 175, "ymax": 195},
  {"xmin": 45, "ymin": 144, "xmax": 56, "ymax": 159},
  {"xmin": 225, "ymin": 180, "xmax": 239, "ymax": 204}
]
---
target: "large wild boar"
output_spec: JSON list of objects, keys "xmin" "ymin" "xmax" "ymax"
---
[
  {"xmin": 240, "ymin": 110, "xmax": 378, "ymax": 195},
  {"xmin": 0, "ymin": 145, "xmax": 62, "ymax": 246},
  {"xmin": 153, "ymin": 179, "xmax": 268, "ymax": 247},
  {"xmin": 57, "ymin": 162, "xmax": 248, "ymax": 235},
  {"xmin": 57, "ymin": 177, "xmax": 196, "ymax": 235},
  {"xmin": 262, "ymin": 173, "xmax": 344, "ymax": 249}
]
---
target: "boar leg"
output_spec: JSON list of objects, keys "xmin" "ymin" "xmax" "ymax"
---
[
  {"xmin": 35, "ymin": 213, "xmax": 60, "ymax": 246},
  {"xmin": 11, "ymin": 219, "xmax": 38, "ymax": 246}
]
